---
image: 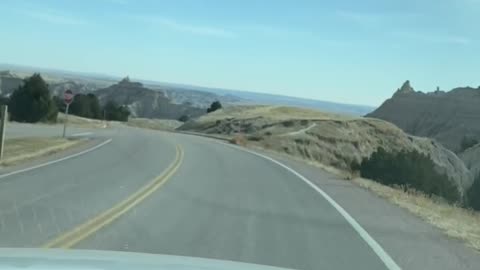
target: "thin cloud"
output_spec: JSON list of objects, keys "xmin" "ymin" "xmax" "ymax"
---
[
  {"xmin": 248, "ymin": 25, "xmax": 296, "ymax": 37},
  {"xmin": 133, "ymin": 15, "xmax": 236, "ymax": 38},
  {"xmin": 241, "ymin": 24, "xmax": 315, "ymax": 38},
  {"xmin": 336, "ymin": 10, "xmax": 472, "ymax": 45},
  {"xmin": 20, "ymin": 8, "xmax": 88, "ymax": 26},
  {"xmin": 393, "ymin": 31, "xmax": 471, "ymax": 45},
  {"xmin": 336, "ymin": 10, "xmax": 420, "ymax": 26},
  {"xmin": 240, "ymin": 24, "xmax": 348, "ymax": 46},
  {"xmin": 336, "ymin": 10, "xmax": 382, "ymax": 24},
  {"xmin": 435, "ymin": 36, "xmax": 471, "ymax": 45}
]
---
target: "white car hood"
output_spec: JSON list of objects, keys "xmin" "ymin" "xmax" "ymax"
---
[{"xmin": 0, "ymin": 249, "xmax": 291, "ymax": 270}]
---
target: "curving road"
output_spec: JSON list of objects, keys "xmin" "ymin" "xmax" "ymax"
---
[{"xmin": 0, "ymin": 124, "xmax": 479, "ymax": 270}]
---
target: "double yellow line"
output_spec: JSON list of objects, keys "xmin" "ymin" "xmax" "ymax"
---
[{"xmin": 42, "ymin": 145, "xmax": 184, "ymax": 248}]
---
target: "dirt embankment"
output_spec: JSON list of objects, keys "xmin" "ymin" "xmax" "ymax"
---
[{"xmin": 178, "ymin": 105, "xmax": 473, "ymax": 198}]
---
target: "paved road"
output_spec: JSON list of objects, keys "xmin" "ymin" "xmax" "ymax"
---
[{"xmin": 0, "ymin": 124, "xmax": 479, "ymax": 270}]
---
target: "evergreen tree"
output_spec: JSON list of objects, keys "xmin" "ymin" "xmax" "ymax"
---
[{"xmin": 9, "ymin": 73, "xmax": 58, "ymax": 122}]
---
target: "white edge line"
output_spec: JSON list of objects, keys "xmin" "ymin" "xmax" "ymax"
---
[
  {"xmin": 0, "ymin": 138, "xmax": 113, "ymax": 179},
  {"xmin": 221, "ymin": 142, "xmax": 402, "ymax": 270}
]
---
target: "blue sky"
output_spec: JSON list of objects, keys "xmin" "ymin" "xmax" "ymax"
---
[{"xmin": 0, "ymin": 0, "xmax": 479, "ymax": 106}]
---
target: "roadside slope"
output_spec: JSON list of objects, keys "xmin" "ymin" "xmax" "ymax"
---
[{"xmin": 178, "ymin": 105, "xmax": 472, "ymax": 197}]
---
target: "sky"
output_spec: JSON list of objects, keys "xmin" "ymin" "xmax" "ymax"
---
[{"xmin": 0, "ymin": 0, "xmax": 479, "ymax": 106}]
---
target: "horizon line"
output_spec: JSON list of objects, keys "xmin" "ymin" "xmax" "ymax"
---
[{"xmin": 0, "ymin": 62, "xmax": 376, "ymax": 108}]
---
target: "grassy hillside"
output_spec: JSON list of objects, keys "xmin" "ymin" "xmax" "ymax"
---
[
  {"xmin": 179, "ymin": 105, "xmax": 472, "ymax": 200},
  {"xmin": 56, "ymin": 113, "xmax": 106, "ymax": 128},
  {"xmin": 126, "ymin": 118, "xmax": 183, "ymax": 131}
]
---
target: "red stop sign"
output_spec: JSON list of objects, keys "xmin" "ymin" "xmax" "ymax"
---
[{"xmin": 64, "ymin": 90, "xmax": 74, "ymax": 105}]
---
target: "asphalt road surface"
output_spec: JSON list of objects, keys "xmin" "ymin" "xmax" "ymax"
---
[{"xmin": 0, "ymin": 123, "xmax": 479, "ymax": 270}]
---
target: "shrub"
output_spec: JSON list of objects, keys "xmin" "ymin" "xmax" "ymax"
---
[
  {"xmin": 282, "ymin": 120, "xmax": 295, "ymax": 127},
  {"xmin": 69, "ymin": 93, "xmax": 101, "ymax": 119},
  {"xmin": 359, "ymin": 147, "xmax": 460, "ymax": 203},
  {"xmin": 460, "ymin": 136, "xmax": 479, "ymax": 152},
  {"xmin": 178, "ymin": 115, "xmax": 190, "ymax": 122},
  {"xmin": 52, "ymin": 95, "xmax": 66, "ymax": 113},
  {"xmin": 247, "ymin": 135, "xmax": 263, "ymax": 141},
  {"xmin": 467, "ymin": 174, "xmax": 480, "ymax": 210},
  {"xmin": 0, "ymin": 96, "xmax": 9, "ymax": 106},
  {"xmin": 229, "ymin": 134, "xmax": 247, "ymax": 146},
  {"xmin": 207, "ymin": 101, "xmax": 222, "ymax": 113},
  {"xmin": 9, "ymin": 73, "xmax": 58, "ymax": 123},
  {"xmin": 350, "ymin": 159, "xmax": 361, "ymax": 172},
  {"xmin": 104, "ymin": 100, "xmax": 130, "ymax": 122}
]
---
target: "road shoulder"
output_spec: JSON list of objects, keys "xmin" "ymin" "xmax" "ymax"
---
[
  {"xmin": 0, "ymin": 138, "xmax": 109, "ymax": 177},
  {"xmin": 251, "ymin": 147, "xmax": 480, "ymax": 270}
]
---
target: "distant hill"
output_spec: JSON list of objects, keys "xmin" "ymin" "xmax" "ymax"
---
[
  {"xmin": 49, "ymin": 80, "xmax": 110, "ymax": 97},
  {"xmin": 202, "ymin": 88, "xmax": 374, "ymax": 116},
  {"xmin": 95, "ymin": 77, "xmax": 205, "ymax": 119},
  {"xmin": 0, "ymin": 63, "xmax": 375, "ymax": 116},
  {"xmin": 367, "ymin": 80, "xmax": 480, "ymax": 152},
  {"xmin": 0, "ymin": 70, "xmax": 23, "ymax": 95},
  {"xmin": 0, "ymin": 63, "xmax": 118, "ymax": 83},
  {"xmin": 147, "ymin": 81, "xmax": 375, "ymax": 116},
  {"xmin": 0, "ymin": 65, "xmax": 248, "ymax": 109},
  {"xmin": 145, "ymin": 84, "xmax": 248, "ymax": 108}
]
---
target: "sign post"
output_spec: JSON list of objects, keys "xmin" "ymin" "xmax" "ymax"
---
[{"xmin": 62, "ymin": 90, "xmax": 74, "ymax": 138}]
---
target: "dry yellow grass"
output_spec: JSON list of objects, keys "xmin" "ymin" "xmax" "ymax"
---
[
  {"xmin": 1, "ymin": 137, "xmax": 85, "ymax": 166},
  {"xmin": 185, "ymin": 105, "xmax": 471, "ymax": 191},
  {"xmin": 229, "ymin": 134, "xmax": 248, "ymax": 146},
  {"xmin": 197, "ymin": 105, "xmax": 353, "ymax": 122},
  {"xmin": 126, "ymin": 118, "xmax": 182, "ymax": 131},
  {"xmin": 55, "ymin": 113, "xmax": 107, "ymax": 128},
  {"xmin": 354, "ymin": 177, "xmax": 480, "ymax": 251}
]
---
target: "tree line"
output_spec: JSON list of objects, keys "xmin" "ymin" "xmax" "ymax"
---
[
  {"xmin": 357, "ymin": 147, "xmax": 460, "ymax": 203},
  {"xmin": 6, "ymin": 73, "xmax": 130, "ymax": 123},
  {"xmin": 355, "ymin": 146, "xmax": 480, "ymax": 210}
]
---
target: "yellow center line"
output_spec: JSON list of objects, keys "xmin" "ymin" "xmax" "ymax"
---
[{"xmin": 42, "ymin": 144, "xmax": 184, "ymax": 249}]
